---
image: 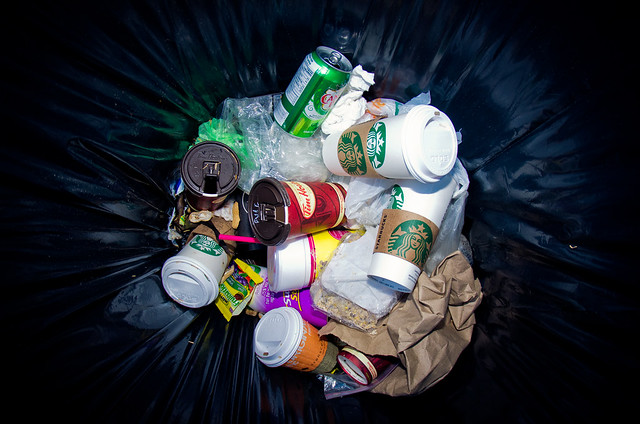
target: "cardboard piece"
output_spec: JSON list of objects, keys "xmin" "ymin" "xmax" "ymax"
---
[
  {"xmin": 319, "ymin": 250, "xmax": 482, "ymax": 396},
  {"xmin": 187, "ymin": 219, "xmax": 238, "ymax": 256}
]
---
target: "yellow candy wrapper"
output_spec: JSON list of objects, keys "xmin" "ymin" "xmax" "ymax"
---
[{"xmin": 215, "ymin": 259, "xmax": 264, "ymax": 321}]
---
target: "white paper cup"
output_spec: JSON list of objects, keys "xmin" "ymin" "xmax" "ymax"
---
[
  {"xmin": 267, "ymin": 229, "xmax": 348, "ymax": 292},
  {"xmin": 161, "ymin": 234, "xmax": 230, "ymax": 308},
  {"xmin": 253, "ymin": 307, "xmax": 337, "ymax": 373},
  {"xmin": 266, "ymin": 236, "xmax": 311, "ymax": 293},
  {"xmin": 322, "ymin": 105, "xmax": 458, "ymax": 183},
  {"xmin": 368, "ymin": 175, "xmax": 457, "ymax": 292}
]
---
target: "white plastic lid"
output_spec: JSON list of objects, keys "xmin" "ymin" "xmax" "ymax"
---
[
  {"xmin": 403, "ymin": 105, "xmax": 458, "ymax": 183},
  {"xmin": 161, "ymin": 256, "xmax": 219, "ymax": 308},
  {"xmin": 253, "ymin": 307, "xmax": 303, "ymax": 367},
  {"xmin": 267, "ymin": 235, "xmax": 313, "ymax": 292}
]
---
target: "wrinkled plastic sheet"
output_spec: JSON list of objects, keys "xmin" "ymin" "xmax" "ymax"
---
[{"xmin": 1, "ymin": 1, "xmax": 639, "ymax": 423}]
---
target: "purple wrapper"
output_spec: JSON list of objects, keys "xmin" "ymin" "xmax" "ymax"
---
[{"xmin": 249, "ymin": 280, "xmax": 328, "ymax": 328}]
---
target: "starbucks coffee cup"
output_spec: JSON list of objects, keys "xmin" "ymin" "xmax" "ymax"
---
[
  {"xmin": 253, "ymin": 307, "xmax": 338, "ymax": 373},
  {"xmin": 322, "ymin": 105, "xmax": 457, "ymax": 183},
  {"xmin": 368, "ymin": 175, "xmax": 456, "ymax": 292},
  {"xmin": 161, "ymin": 234, "xmax": 230, "ymax": 308},
  {"xmin": 267, "ymin": 229, "xmax": 349, "ymax": 292}
]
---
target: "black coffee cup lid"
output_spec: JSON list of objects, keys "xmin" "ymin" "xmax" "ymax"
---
[
  {"xmin": 181, "ymin": 141, "xmax": 240, "ymax": 198},
  {"xmin": 248, "ymin": 178, "xmax": 291, "ymax": 245}
]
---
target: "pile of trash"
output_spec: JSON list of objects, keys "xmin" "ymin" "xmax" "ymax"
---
[{"xmin": 164, "ymin": 47, "xmax": 482, "ymax": 398}]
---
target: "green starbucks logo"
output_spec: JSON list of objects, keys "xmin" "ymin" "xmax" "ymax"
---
[
  {"xmin": 189, "ymin": 234, "xmax": 224, "ymax": 256},
  {"xmin": 390, "ymin": 185, "xmax": 404, "ymax": 209},
  {"xmin": 338, "ymin": 131, "xmax": 367, "ymax": 176},
  {"xmin": 387, "ymin": 219, "xmax": 433, "ymax": 266},
  {"xmin": 367, "ymin": 121, "xmax": 386, "ymax": 169}
]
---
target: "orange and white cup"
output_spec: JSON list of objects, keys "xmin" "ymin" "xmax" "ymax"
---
[{"xmin": 253, "ymin": 307, "xmax": 338, "ymax": 373}]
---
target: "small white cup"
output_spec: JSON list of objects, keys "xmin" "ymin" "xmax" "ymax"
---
[
  {"xmin": 267, "ymin": 229, "xmax": 347, "ymax": 292},
  {"xmin": 161, "ymin": 234, "xmax": 230, "ymax": 308}
]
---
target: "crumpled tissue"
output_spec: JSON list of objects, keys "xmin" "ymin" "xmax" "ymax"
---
[{"xmin": 321, "ymin": 65, "xmax": 375, "ymax": 135}]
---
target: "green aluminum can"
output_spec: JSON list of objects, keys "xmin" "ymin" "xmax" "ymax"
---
[{"xmin": 274, "ymin": 46, "xmax": 353, "ymax": 138}]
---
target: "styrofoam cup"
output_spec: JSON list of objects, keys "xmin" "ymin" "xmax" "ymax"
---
[
  {"xmin": 267, "ymin": 229, "xmax": 348, "ymax": 292},
  {"xmin": 368, "ymin": 175, "xmax": 457, "ymax": 292},
  {"xmin": 322, "ymin": 105, "xmax": 458, "ymax": 183},
  {"xmin": 161, "ymin": 234, "xmax": 230, "ymax": 308},
  {"xmin": 253, "ymin": 307, "xmax": 338, "ymax": 373}
]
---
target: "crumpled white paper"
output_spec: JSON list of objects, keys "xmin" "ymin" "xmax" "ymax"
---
[{"xmin": 321, "ymin": 65, "xmax": 375, "ymax": 135}]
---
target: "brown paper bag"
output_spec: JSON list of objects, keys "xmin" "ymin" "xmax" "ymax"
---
[{"xmin": 319, "ymin": 250, "xmax": 482, "ymax": 396}]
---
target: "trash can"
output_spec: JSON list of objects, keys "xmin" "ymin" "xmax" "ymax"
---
[{"xmin": 1, "ymin": 1, "xmax": 637, "ymax": 423}]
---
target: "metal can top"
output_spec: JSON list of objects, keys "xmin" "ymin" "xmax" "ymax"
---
[
  {"xmin": 316, "ymin": 46, "xmax": 353, "ymax": 73},
  {"xmin": 247, "ymin": 178, "xmax": 291, "ymax": 246},
  {"xmin": 181, "ymin": 141, "xmax": 240, "ymax": 199}
]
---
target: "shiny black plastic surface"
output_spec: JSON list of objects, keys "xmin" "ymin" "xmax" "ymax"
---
[{"xmin": 1, "ymin": 1, "xmax": 637, "ymax": 422}]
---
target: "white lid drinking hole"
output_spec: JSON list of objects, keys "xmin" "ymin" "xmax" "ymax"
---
[
  {"xmin": 253, "ymin": 307, "xmax": 304, "ymax": 367},
  {"xmin": 161, "ymin": 256, "xmax": 219, "ymax": 308},
  {"xmin": 403, "ymin": 105, "xmax": 458, "ymax": 183}
]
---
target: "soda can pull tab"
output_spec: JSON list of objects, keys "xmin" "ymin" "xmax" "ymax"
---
[{"xmin": 326, "ymin": 51, "xmax": 343, "ymax": 67}]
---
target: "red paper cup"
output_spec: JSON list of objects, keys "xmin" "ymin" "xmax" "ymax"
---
[
  {"xmin": 337, "ymin": 346, "xmax": 394, "ymax": 385},
  {"xmin": 247, "ymin": 178, "xmax": 347, "ymax": 245}
]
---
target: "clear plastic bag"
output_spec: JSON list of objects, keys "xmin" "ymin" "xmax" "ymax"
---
[
  {"xmin": 423, "ymin": 158, "xmax": 471, "ymax": 275},
  {"xmin": 207, "ymin": 95, "xmax": 276, "ymax": 192},
  {"xmin": 343, "ymin": 177, "xmax": 396, "ymax": 227},
  {"xmin": 318, "ymin": 362, "xmax": 399, "ymax": 399},
  {"xmin": 215, "ymin": 94, "xmax": 330, "ymax": 191},
  {"xmin": 310, "ymin": 228, "xmax": 401, "ymax": 333},
  {"xmin": 266, "ymin": 120, "xmax": 330, "ymax": 183}
]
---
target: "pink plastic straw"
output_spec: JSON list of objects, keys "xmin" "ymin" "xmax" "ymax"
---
[{"xmin": 218, "ymin": 234, "xmax": 262, "ymax": 244}]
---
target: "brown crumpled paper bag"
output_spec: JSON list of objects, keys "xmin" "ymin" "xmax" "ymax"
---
[{"xmin": 318, "ymin": 250, "xmax": 483, "ymax": 396}]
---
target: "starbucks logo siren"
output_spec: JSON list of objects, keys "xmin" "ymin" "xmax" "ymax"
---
[
  {"xmin": 189, "ymin": 234, "xmax": 224, "ymax": 256},
  {"xmin": 367, "ymin": 121, "xmax": 386, "ymax": 169},
  {"xmin": 337, "ymin": 131, "xmax": 367, "ymax": 176},
  {"xmin": 390, "ymin": 184, "xmax": 404, "ymax": 209},
  {"xmin": 387, "ymin": 219, "xmax": 434, "ymax": 267}
]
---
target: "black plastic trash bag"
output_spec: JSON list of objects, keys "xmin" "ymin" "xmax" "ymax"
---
[{"xmin": 1, "ymin": 1, "xmax": 638, "ymax": 423}]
